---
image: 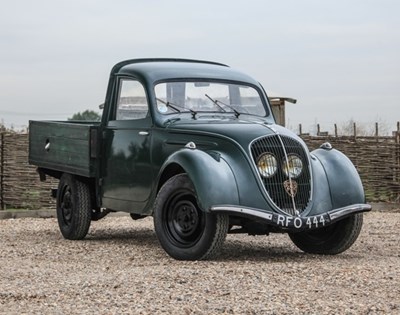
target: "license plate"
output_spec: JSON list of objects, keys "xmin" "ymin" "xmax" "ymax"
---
[{"xmin": 273, "ymin": 213, "xmax": 330, "ymax": 230}]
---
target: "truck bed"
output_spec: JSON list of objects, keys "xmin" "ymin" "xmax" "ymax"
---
[{"xmin": 29, "ymin": 120, "xmax": 100, "ymax": 178}]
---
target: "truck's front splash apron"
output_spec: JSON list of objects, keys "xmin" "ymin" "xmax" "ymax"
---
[{"xmin": 210, "ymin": 204, "xmax": 371, "ymax": 231}]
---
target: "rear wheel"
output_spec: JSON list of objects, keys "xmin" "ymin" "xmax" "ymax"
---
[
  {"xmin": 153, "ymin": 174, "xmax": 229, "ymax": 260},
  {"xmin": 56, "ymin": 174, "xmax": 92, "ymax": 240},
  {"xmin": 289, "ymin": 213, "xmax": 363, "ymax": 254}
]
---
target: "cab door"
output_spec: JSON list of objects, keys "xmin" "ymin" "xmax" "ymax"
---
[{"xmin": 101, "ymin": 78, "xmax": 153, "ymax": 212}]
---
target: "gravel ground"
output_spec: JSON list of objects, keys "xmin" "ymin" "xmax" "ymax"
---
[{"xmin": 0, "ymin": 211, "xmax": 399, "ymax": 315}]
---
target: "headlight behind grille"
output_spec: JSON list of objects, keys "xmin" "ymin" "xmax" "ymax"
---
[
  {"xmin": 282, "ymin": 154, "xmax": 303, "ymax": 178},
  {"xmin": 257, "ymin": 153, "xmax": 277, "ymax": 178}
]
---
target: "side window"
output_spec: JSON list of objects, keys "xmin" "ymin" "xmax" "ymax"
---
[{"xmin": 116, "ymin": 79, "xmax": 148, "ymax": 120}]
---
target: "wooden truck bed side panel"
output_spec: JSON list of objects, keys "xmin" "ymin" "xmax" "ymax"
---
[{"xmin": 29, "ymin": 121, "xmax": 100, "ymax": 178}]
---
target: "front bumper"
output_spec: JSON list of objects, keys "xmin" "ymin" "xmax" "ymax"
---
[{"xmin": 210, "ymin": 203, "xmax": 372, "ymax": 231}]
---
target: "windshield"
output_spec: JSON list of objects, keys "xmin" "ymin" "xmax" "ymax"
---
[{"xmin": 154, "ymin": 81, "xmax": 267, "ymax": 117}]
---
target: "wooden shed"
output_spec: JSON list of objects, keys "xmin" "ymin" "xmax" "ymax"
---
[{"xmin": 267, "ymin": 91, "xmax": 297, "ymax": 127}]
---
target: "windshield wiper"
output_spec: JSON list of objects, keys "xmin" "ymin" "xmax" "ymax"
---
[
  {"xmin": 205, "ymin": 94, "xmax": 227, "ymax": 113},
  {"xmin": 156, "ymin": 98, "xmax": 197, "ymax": 119},
  {"xmin": 156, "ymin": 97, "xmax": 180, "ymax": 112},
  {"xmin": 205, "ymin": 94, "xmax": 241, "ymax": 118}
]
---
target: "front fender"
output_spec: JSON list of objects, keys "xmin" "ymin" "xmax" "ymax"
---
[
  {"xmin": 312, "ymin": 148, "xmax": 365, "ymax": 209},
  {"xmin": 158, "ymin": 148, "xmax": 239, "ymax": 211}
]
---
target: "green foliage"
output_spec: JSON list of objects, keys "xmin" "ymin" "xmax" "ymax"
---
[{"xmin": 68, "ymin": 110, "xmax": 101, "ymax": 121}]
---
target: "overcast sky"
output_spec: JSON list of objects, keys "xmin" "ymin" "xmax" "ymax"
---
[{"xmin": 1, "ymin": 0, "xmax": 399, "ymax": 133}]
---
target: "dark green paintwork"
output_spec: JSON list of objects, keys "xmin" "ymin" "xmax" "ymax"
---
[
  {"xmin": 29, "ymin": 120, "xmax": 100, "ymax": 177},
  {"xmin": 29, "ymin": 59, "xmax": 370, "ymax": 226}
]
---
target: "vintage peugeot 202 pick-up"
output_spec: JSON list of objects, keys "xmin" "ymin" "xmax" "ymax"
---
[{"xmin": 29, "ymin": 59, "xmax": 371, "ymax": 260}]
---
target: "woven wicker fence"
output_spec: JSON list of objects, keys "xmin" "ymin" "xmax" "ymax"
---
[
  {"xmin": 0, "ymin": 132, "xmax": 57, "ymax": 210},
  {"xmin": 0, "ymin": 129, "xmax": 399, "ymax": 210},
  {"xmin": 301, "ymin": 134, "xmax": 400, "ymax": 203}
]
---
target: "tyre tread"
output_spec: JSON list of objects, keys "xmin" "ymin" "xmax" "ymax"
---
[
  {"xmin": 199, "ymin": 213, "xmax": 229, "ymax": 260},
  {"xmin": 289, "ymin": 213, "xmax": 364, "ymax": 255},
  {"xmin": 72, "ymin": 179, "xmax": 92, "ymax": 240}
]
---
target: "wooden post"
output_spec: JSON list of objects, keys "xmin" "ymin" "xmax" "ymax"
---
[
  {"xmin": 353, "ymin": 122, "xmax": 357, "ymax": 138},
  {"xmin": 375, "ymin": 122, "xmax": 379, "ymax": 138},
  {"xmin": 299, "ymin": 123, "xmax": 302, "ymax": 135},
  {"xmin": 334, "ymin": 124, "xmax": 338, "ymax": 137},
  {"xmin": 317, "ymin": 124, "xmax": 320, "ymax": 136}
]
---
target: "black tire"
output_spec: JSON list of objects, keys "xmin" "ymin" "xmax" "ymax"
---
[
  {"xmin": 153, "ymin": 174, "xmax": 229, "ymax": 260},
  {"xmin": 289, "ymin": 213, "xmax": 363, "ymax": 254},
  {"xmin": 129, "ymin": 213, "xmax": 147, "ymax": 220},
  {"xmin": 56, "ymin": 174, "xmax": 92, "ymax": 240}
]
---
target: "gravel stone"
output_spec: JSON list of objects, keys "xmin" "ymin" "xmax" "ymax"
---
[{"xmin": 0, "ymin": 211, "xmax": 399, "ymax": 314}]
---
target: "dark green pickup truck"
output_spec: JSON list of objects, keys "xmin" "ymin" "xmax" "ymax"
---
[{"xmin": 29, "ymin": 59, "xmax": 371, "ymax": 260}]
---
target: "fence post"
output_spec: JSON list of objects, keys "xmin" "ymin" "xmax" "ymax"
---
[
  {"xmin": 0, "ymin": 132, "xmax": 4, "ymax": 210},
  {"xmin": 334, "ymin": 124, "xmax": 338, "ymax": 137},
  {"xmin": 353, "ymin": 122, "xmax": 357, "ymax": 139}
]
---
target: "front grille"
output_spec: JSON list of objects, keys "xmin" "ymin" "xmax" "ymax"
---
[{"xmin": 250, "ymin": 135, "xmax": 312, "ymax": 215}]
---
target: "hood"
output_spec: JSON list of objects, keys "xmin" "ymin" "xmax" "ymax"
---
[{"xmin": 166, "ymin": 117, "xmax": 301, "ymax": 148}]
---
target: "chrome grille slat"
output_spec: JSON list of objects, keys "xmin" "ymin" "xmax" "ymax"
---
[
  {"xmin": 251, "ymin": 135, "xmax": 312, "ymax": 215},
  {"xmin": 276, "ymin": 134, "xmax": 297, "ymax": 216}
]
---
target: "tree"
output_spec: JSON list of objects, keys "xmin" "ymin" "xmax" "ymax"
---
[{"xmin": 68, "ymin": 110, "xmax": 101, "ymax": 121}]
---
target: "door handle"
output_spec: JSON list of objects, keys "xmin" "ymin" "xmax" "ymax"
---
[{"xmin": 138, "ymin": 131, "xmax": 149, "ymax": 136}]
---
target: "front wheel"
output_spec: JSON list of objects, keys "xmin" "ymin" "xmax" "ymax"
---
[
  {"xmin": 153, "ymin": 174, "xmax": 229, "ymax": 260},
  {"xmin": 56, "ymin": 174, "xmax": 92, "ymax": 240},
  {"xmin": 289, "ymin": 213, "xmax": 363, "ymax": 255}
]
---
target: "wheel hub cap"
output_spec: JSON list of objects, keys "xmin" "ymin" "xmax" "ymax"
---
[{"xmin": 173, "ymin": 201, "xmax": 199, "ymax": 238}]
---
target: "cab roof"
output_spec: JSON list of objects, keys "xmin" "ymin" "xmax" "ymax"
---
[{"xmin": 112, "ymin": 58, "xmax": 260, "ymax": 85}]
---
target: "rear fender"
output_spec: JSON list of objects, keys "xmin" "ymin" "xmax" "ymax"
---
[
  {"xmin": 312, "ymin": 148, "xmax": 365, "ymax": 208},
  {"xmin": 158, "ymin": 148, "xmax": 239, "ymax": 211}
]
